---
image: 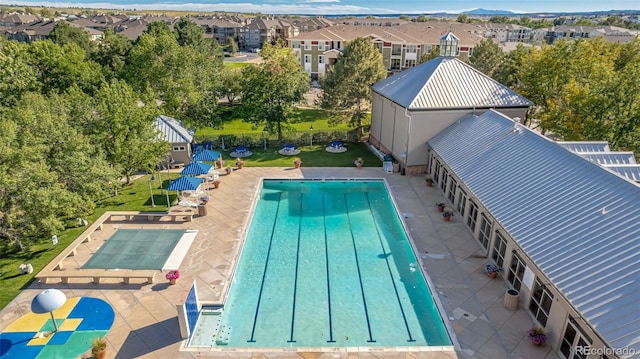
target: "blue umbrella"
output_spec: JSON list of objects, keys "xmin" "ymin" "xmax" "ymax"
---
[
  {"xmin": 167, "ymin": 176, "xmax": 204, "ymax": 191},
  {"xmin": 181, "ymin": 162, "xmax": 213, "ymax": 176},
  {"xmin": 192, "ymin": 149, "xmax": 221, "ymax": 162}
]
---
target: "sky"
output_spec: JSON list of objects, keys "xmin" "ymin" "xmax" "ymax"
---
[{"xmin": 6, "ymin": 0, "xmax": 640, "ymax": 14}]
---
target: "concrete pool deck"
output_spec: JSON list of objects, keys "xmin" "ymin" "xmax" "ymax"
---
[{"xmin": 0, "ymin": 167, "xmax": 561, "ymax": 359}]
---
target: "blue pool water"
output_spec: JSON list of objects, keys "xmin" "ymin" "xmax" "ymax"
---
[{"xmin": 193, "ymin": 179, "xmax": 451, "ymax": 347}]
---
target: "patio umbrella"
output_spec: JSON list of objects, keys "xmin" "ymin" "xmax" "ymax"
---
[
  {"xmin": 31, "ymin": 289, "xmax": 67, "ymax": 335},
  {"xmin": 181, "ymin": 162, "xmax": 213, "ymax": 176},
  {"xmin": 167, "ymin": 176, "xmax": 203, "ymax": 191},
  {"xmin": 192, "ymin": 150, "xmax": 221, "ymax": 162}
]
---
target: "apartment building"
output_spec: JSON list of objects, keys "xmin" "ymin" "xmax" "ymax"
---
[
  {"xmin": 240, "ymin": 17, "xmax": 298, "ymax": 50},
  {"xmin": 192, "ymin": 17, "xmax": 243, "ymax": 45},
  {"xmin": 532, "ymin": 25, "xmax": 640, "ymax": 45},
  {"xmin": 288, "ymin": 22, "xmax": 483, "ymax": 79}
]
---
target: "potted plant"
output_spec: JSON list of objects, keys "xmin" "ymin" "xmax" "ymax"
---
[
  {"xmin": 527, "ymin": 326, "xmax": 547, "ymax": 346},
  {"xmin": 166, "ymin": 270, "xmax": 180, "ymax": 285},
  {"xmin": 216, "ymin": 157, "xmax": 224, "ymax": 169},
  {"xmin": 225, "ymin": 166, "xmax": 232, "ymax": 175},
  {"xmin": 436, "ymin": 202, "xmax": 445, "ymax": 212},
  {"xmin": 235, "ymin": 158, "xmax": 245, "ymax": 169},
  {"xmin": 293, "ymin": 157, "xmax": 302, "ymax": 169},
  {"xmin": 425, "ymin": 175, "xmax": 434, "ymax": 187},
  {"xmin": 91, "ymin": 337, "xmax": 107, "ymax": 359},
  {"xmin": 485, "ymin": 264, "xmax": 503, "ymax": 279},
  {"xmin": 212, "ymin": 179, "xmax": 221, "ymax": 189},
  {"xmin": 354, "ymin": 157, "xmax": 364, "ymax": 168},
  {"xmin": 442, "ymin": 207, "xmax": 454, "ymax": 221}
]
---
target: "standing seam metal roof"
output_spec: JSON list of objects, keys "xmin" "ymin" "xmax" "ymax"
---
[
  {"xmin": 155, "ymin": 115, "xmax": 194, "ymax": 144},
  {"xmin": 371, "ymin": 57, "xmax": 533, "ymax": 109},
  {"xmin": 428, "ymin": 110, "xmax": 640, "ymax": 354}
]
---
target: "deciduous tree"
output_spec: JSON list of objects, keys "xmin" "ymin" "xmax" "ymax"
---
[
  {"xmin": 469, "ymin": 38, "xmax": 503, "ymax": 78},
  {"xmin": 239, "ymin": 43, "xmax": 309, "ymax": 141},
  {"xmin": 319, "ymin": 37, "xmax": 387, "ymax": 136}
]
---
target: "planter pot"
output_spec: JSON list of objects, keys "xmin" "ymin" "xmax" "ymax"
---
[
  {"xmin": 356, "ymin": 164, "xmax": 363, "ymax": 169},
  {"xmin": 213, "ymin": 183, "xmax": 220, "ymax": 189},
  {"xmin": 237, "ymin": 164, "xmax": 244, "ymax": 169},
  {"xmin": 437, "ymin": 206, "xmax": 445, "ymax": 213},
  {"xmin": 488, "ymin": 271, "xmax": 498, "ymax": 279},
  {"xmin": 169, "ymin": 279, "xmax": 177, "ymax": 285},
  {"xmin": 443, "ymin": 215, "xmax": 451, "ymax": 222},
  {"xmin": 225, "ymin": 168, "xmax": 232, "ymax": 175},
  {"xmin": 93, "ymin": 349, "xmax": 106, "ymax": 359},
  {"xmin": 426, "ymin": 181, "xmax": 433, "ymax": 187},
  {"xmin": 294, "ymin": 163, "xmax": 301, "ymax": 169},
  {"xmin": 216, "ymin": 163, "xmax": 223, "ymax": 169},
  {"xmin": 529, "ymin": 338, "xmax": 546, "ymax": 346}
]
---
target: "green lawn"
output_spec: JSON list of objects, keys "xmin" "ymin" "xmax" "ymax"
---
[
  {"xmin": 216, "ymin": 142, "xmax": 380, "ymax": 167},
  {"xmin": 195, "ymin": 107, "xmax": 358, "ymax": 139},
  {"xmin": 0, "ymin": 145, "xmax": 381, "ymax": 310},
  {"xmin": 0, "ymin": 176, "xmax": 177, "ymax": 310}
]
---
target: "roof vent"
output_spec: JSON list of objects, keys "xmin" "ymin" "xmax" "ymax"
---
[{"xmin": 513, "ymin": 117, "xmax": 522, "ymax": 133}]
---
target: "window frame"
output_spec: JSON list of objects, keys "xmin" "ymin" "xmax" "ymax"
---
[
  {"xmin": 528, "ymin": 278, "xmax": 554, "ymax": 327},
  {"xmin": 507, "ymin": 252, "xmax": 526, "ymax": 291}
]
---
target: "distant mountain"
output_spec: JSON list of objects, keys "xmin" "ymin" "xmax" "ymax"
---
[{"xmin": 463, "ymin": 8, "xmax": 517, "ymax": 15}]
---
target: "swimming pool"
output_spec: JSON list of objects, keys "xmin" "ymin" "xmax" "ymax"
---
[{"xmin": 191, "ymin": 179, "xmax": 451, "ymax": 348}]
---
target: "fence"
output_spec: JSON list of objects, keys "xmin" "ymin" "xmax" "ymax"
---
[{"xmin": 196, "ymin": 127, "xmax": 370, "ymax": 149}]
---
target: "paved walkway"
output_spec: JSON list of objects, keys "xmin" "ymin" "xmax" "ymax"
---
[{"xmin": 0, "ymin": 167, "xmax": 561, "ymax": 359}]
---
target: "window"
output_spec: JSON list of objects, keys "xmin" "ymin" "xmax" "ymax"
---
[
  {"xmin": 318, "ymin": 55, "xmax": 325, "ymax": 64},
  {"xmin": 292, "ymin": 40, "xmax": 300, "ymax": 49},
  {"xmin": 391, "ymin": 58, "xmax": 401, "ymax": 69},
  {"xmin": 508, "ymin": 252, "xmax": 526, "ymax": 291},
  {"xmin": 448, "ymin": 178, "xmax": 457, "ymax": 203},
  {"xmin": 560, "ymin": 317, "xmax": 592, "ymax": 359},
  {"xmin": 406, "ymin": 44, "xmax": 417, "ymax": 53},
  {"xmin": 440, "ymin": 169, "xmax": 448, "ymax": 191},
  {"xmin": 304, "ymin": 55, "xmax": 311, "ymax": 63},
  {"xmin": 318, "ymin": 41, "xmax": 325, "ymax": 51},
  {"xmin": 491, "ymin": 232, "xmax": 507, "ymax": 267},
  {"xmin": 173, "ymin": 146, "xmax": 186, "ymax": 151},
  {"xmin": 478, "ymin": 214, "xmax": 492, "ymax": 250},
  {"xmin": 434, "ymin": 160, "xmax": 441, "ymax": 184},
  {"xmin": 456, "ymin": 189, "xmax": 467, "ymax": 217},
  {"xmin": 304, "ymin": 42, "xmax": 311, "ymax": 50},
  {"xmin": 467, "ymin": 200, "xmax": 478, "ymax": 232},
  {"xmin": 392, "ymin": 44, "xmax": 402, "ymax": 55},
  {"xmin": 528, "ymin": 278, "xmax": 554, "ymax": 327},
  {"xmin": 404, "ymin": 59, "xmax": 416, "ymax": 67}
]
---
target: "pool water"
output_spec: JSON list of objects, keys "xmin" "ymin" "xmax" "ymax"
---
[{"xmin": 195, "ymin": 180, "xmax": 451, "ymax": 348}]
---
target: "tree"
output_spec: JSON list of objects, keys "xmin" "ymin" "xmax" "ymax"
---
[
  {"xmin": 456, "ymin": 14, "xmax": 470, "ymax": 23},
  {"xmin": 469, "ymin": 38, "xmax": 504, "ymax": 78},
  {"xmin": 0, "ymin": 93, "xmax": 116, "ymax": 250},
  {"xmin": 489, "ymin": 16, "xmax": 510, "ymax": 23},
  {"xmin": 174, "ymin": 17, "xmax": 205, "ymax": 47},
  {"xmin": 239, "ymin": 43, "xmax": 309, "ymax": 141},
  {"xmin": 0, "ymin": 38, "xmax": 40, "ymax": 107},
  {"xmin": 399, "ymin": 15, "xmax": 411, "ymax": 21},
  {"xmin": 419, "ymin": 46, "xmax": 440, "ymax": 63},
  {"xmin": 27, "ymin": 40, "xmax": 103, "ymax": 94},
  {"xmin": 227, "ymin": 37, "xmax": 239, "ymax": 54},
  {"xmin": 125, "ymin": 28, "xmax": 222, "ymax": 117},
  {"xmin": 49, "ymin": 22, "xmax": 95, "ymax": 55},
  {"xmin": 319, "ymin": 37, "xmax": 387, "ymax": 136},
  {"xmin": 91, "ymin": 28, "xmax": 132, "ymax": 79},
  {"xmin": 220, "ymin": 66, "xmax": 243, "ymax": 105},
  {"xmin": 494, "ymin": 43, "xmax": 528, "ymax": 87},
  {"xmin": 89, "ymin": 80, "xmax": 168, "ymax": 183}
]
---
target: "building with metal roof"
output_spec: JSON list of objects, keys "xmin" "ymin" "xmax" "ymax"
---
[
  {"xmin": 426, "ymin": 109, "xmax": 640, "ymax": 358},
  {"xmin": 369, "ymin": 54, "xmax": 532, "ymax": 175},
  {"xmin": 155, "ymin": 115, "xmax": 195, "ymax": 167}
]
